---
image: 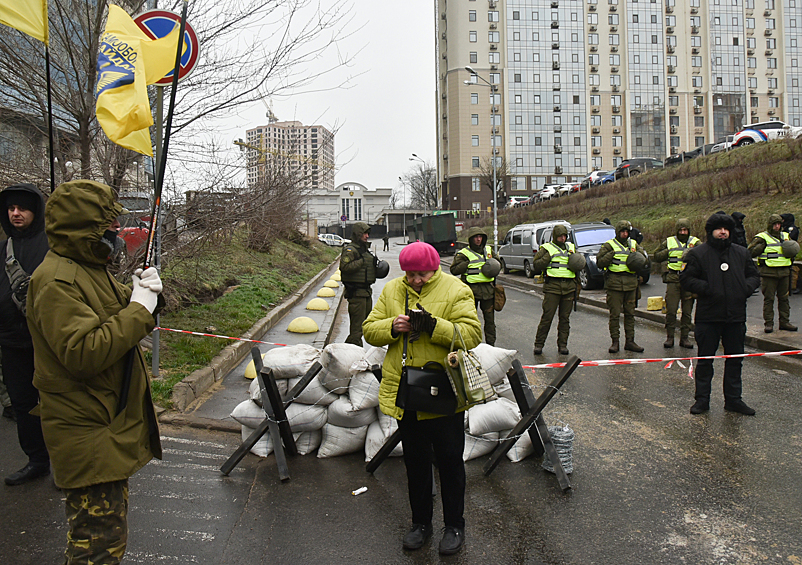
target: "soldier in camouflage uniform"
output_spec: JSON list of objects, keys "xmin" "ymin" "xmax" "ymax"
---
[
  {"xmin": 340, "ymin": 222, "xmax": 378, "ymax": 346},
  {"xmin": 653, "ymin": 218, "xmax": 699, "ymax": 349},
  {"xmin": 450, "ymin": 226, "xmax": 497, "ymax": 346},
  {"xmin": 531, "ymin": 224, "xmax": 582, "ymax": 356},
  {"xmin": 597, "ymin": 221, "xmax": 649, "ymax": 353},
  {"xmin": 748, "ymin": 213, "xmax": 798, "ymax": 333}
]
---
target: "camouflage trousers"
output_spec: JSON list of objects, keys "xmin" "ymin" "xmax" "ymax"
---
[{"xmin": 64, "ymin": 479, "xmax": 128, "ymax": 565}]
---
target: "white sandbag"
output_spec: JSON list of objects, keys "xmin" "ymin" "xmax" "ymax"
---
[
  {"xmin": 494, "ymin": 377, "xmax": 516, "ymax": 402},
  {"xmin": 248, "ymin": 377, "xmax": 288, "ymax": 404},
  {"xmin": 239, "ymin": 427, "xmax": 322, "ymax": 458},
  {"xmin": 286, "ymin": 402, "xmax": 328, "ymax": 432},
  {"xmin": 317, "ymin": 423, "xmax": 369, "ymax": 458},
  {"xmin": 505, "ymin": 429, "xmax": 535, "ymax": 462},
  {"xmin": 327, "ymin": 395, "xmax": 378, "ymax": 428},
  {"xmin": 365, "ymin": 420, "xmax": 404, "ymax": 461},
  {"xmin": 350, "ymin": 345, "xmax": 388, "ymax": 375},
  {"xmin": 241, "ymin": 424, "xmax": 273, "ymax": 457},
  {"xmin": 294, "ymin": 429, "xmax": 322, "ymax": 455},
  {"xmin": 376, "ymin": 411, "xmax": 403, "ymax": 455},
  {"xmin": 287, "ymin": 374, "xmax": 338, "ymax": 406},
  {"xmin": 468, "ymin": 397, "xmax": 521, "ymax": 436},
  {"xmin": 231, "ymin": 399, "xmax": 265, "ymax": 428},
  {"xmin": 349, "ymin": 370, "xmax": 380, "ymax": 410},
  {"xmin": 463, "ymin": 431, "xmax": 499, "ymax": 461},
  {"xmin": 263, "ymin": 344, "xmax": 321, "ymax": 379},
  {"xmin": 319, "ymin": 343, "xmax": 365, "ymax": 391},
  {"xmin": 471, "ymin": 343, "xmax": 517, "ymax": 385}
]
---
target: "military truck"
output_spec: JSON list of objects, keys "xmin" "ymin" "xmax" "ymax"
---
[{"xmin": 407, "ymin": 213, "xmax": 457, "ymax": 254}]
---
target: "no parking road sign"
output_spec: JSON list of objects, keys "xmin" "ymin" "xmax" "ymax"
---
[{"xmin": 134, "ymin": 10, "xmax": 199, "ymax": 85}]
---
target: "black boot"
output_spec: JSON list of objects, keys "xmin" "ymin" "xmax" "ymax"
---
[
  {"xmin": 403, "ymin": 523, "xmax": 433, "ymax": 550},
  {"xmin": 439, "ymin": 527, "xmax": 465, "ymax": 555},
  {"xmin": 608, "ymin": 339, "xmax": 619, "ymax": 353},
  {"xmin": 690, "ymin": 400, "xmax": 709, "ymax": 414},
  {"xmin": 724, "ymin": 400, "xmax": 756, "ymax": 415}
]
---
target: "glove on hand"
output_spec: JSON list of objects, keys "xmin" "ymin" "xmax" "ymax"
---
[
  {"xmin": 131, "ymin": 272, "xmax": 159, "ymax": 314},
  {"xmin": 413, "ymin": 303, "xmax": 437, "ymax": 336},
  {"xmin": 134, "ymin": 267, "xmax": 163, "ymax": 293}
]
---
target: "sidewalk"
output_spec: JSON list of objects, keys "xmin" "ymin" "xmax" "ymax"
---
[{"xmin": 161, "ymin": 236, "xmax": 406, "ymax": 431}]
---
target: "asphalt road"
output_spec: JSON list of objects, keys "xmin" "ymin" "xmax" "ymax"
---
[{"xmin": 2, "ymin": 243, "xmax": 801, "ymax": 564}]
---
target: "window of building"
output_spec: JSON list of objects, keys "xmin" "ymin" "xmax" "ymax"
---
[
  {"xmin": 472, "ymin": 178, "xmax": 481, "ymax": 191},
  {"xmin": 768, "ymin": 77, "xmax": 778, "ymax": 88},
  {"xmin": 516, "ymin": 158, "xmax": 524, "ymax": 167},
  {"xmin": 470, "ymin": 52, "xmax": 478, "ymax": 64},
  {"xmin": 610, "ymin": 54, "xmax": 620, "ymax": 65},
  {"xmin": 695, "ymin": 116, "xmax": 704, "ymax": 127},
  {"xmin": 469, "ymin": 31, "xmax": 477, "ymax": 42},
  {"xmin": 533, "ymin": 32, "xmax": 540, "ymax": 41},
  {"xmin": 515, "ymin": 115, "xmax": 523, "ymax": 125},
  {"xmin": 513, "ymin": 31, "xmax": 520, "ymax": 41},
  {"xmin": 472, "ymin": 157, "xmax": 480, "ymax": 168},
  {"xmin": 534, "ymin": 73, "xmax": 541, "ymax": 83},
  {"xmin": 612, "ymin": 136, "xmax": 623, "ymax": 146},
  {"xmin": 469, "ymin": 10, "xmax": 476, "ymax": 21},
  {"xmin": 516, "ymin": 137, "xmax": 523, "ymax": 146},
  {"xmin": 488, "ymin": 11, "xmax": 499, "ymax": 22},
  {"xmin": 635, "ymin": 137, "xmax": 643, "ymax": 147},
  {"xmin": 765, "ymin": 18, "xmax": 775, "ymax": 29},
  {"xmin": 750, "ymin": 97, "xmax": 759, "ymax": 107},
  {"xmin": 472, "ymin": 135, "xmax": 479, "ymax": 146},
  {"xmin": 692, "ymin": 56, "xmax": 702, "ymax": 67},
  {"xmin": 489, "ymin": 52, "xmax": 500, "ymax": 64},
  {"xmin": 514, "ymin": 52, "xmax": 521, "ymax": 62},
  {"xmin": 612, "ymin": 115, "xmax": 622, "ymax": 125},
  {"xmin": 515, "ymin": 94, "xmax": 522, "ymax": 103},
  {"xmin": 489, "ymin": 31, "xmax": 500, "ymax": 42},
  {"xmin": 535, "ymin": 137, "xmax": 542, "ymax": 146},
  {"xmin": 767, "ymin": 58, "xmax": 777, "ymax": 68},
  {"xmin": 591, "ymin": 136, "xmax": 602, "ymax": 146},
  {"xmin": 632, "ymin": 14, "xmax": 639, "ymax": 23},
  {"xmin": 513, "ymin": 10, "xmax": 520, "ymax": 20},
  {"xmin": 471, "ymin": 93, "xmax": 479, "ymax": 104},
  {"xmin": 471, "ymin": 114, "xmax": 479, "ymax": 125},
  {"xmin": 609, "ymin": 34, "xmax": 620, "ymax": 45},
  {"xmin": 669, "ymin": 96, "xmax": 678, "ymax": 106},
  {"xmin": 769, "ymin": 97, "xmax": 779, "ymax": 107}
]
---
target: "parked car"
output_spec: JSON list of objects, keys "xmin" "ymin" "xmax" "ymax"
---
[
  {"xmin": 497, "ymin": 220, "xmax": 570, "ymax": 278},
  {"xmin": 710, "ymin": 136, "xmax": 734, "ymax": 153},
  {"xmin": 732, "ymin": 120, "xmax": 802, "ymax": 146},
  {"xmin": 557, "ymin": 183, "xmax": 573, "ymax": 197},
  {"xmin": 537, "ymin": 185, "xmax": 558, "ymax": 201},
  {"xmin": 508, "ymin": 196, "xmax": 530, "ymax": 208},
  {"xmin": 613, "ymin": 158, "xmax": 664, "ymax": 180},
  {"xmin": 570, "ymin": 183, "xmax": 582, "ymax": 194},
  {"xmin": 581, "ymin": 170, "xmax": 608, "ymax": 189},
  {"xmin": 318, "ymin": 233, "xmax": 351, "ymax": 247},
  {"xmin": 117, "ymin": 213, "xmax": 150, "ymax": 257},
  {"xmin": 595, "ymin": 172, "xmax": 616, "ymax": 185}
]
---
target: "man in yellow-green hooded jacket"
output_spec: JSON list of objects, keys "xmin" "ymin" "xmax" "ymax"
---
[{"xmin": 27, "ymin": 180, "xmax": 163, "ymax": 564}]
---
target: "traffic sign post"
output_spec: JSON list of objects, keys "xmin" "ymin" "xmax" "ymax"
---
[{"xmin": 134, "ymin": 10, "xmax": 199, "ymax": 84}]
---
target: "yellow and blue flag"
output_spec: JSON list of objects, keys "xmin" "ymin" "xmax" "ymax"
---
[
  {"xmin": 0, "ymin": 0, "xmax": 48, "ymax": 44},
  {"xmin": 96, "ymin": 4, "xmax": 181, "ymax": 156}
]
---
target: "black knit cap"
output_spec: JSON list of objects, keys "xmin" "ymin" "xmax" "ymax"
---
[
  {"xmin": 705, "ymin": 212, "xmax": 735, "ymax": 234},
  {"xmin": 3, "ymin": 185, "xmax": 39, "ymax": 212}
]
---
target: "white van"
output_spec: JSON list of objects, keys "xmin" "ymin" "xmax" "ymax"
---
[{"xmin": 497, "ymin": 220, "xmax": 570, "ymax": 278}]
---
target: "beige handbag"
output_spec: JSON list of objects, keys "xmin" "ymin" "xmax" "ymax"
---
[{"xmin": 445, "ymin": 326, "xmax": 497, "ymax": 409}]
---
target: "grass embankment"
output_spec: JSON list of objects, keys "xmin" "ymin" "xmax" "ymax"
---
[
  {"xmin": 469, "ymin": 137, "xmax": 802, "ymax": 252},
  {"xmin": 149, "ymin": 235, "xmax": 340, "ymax": 407}
]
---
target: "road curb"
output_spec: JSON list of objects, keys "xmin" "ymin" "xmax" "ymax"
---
[{"xmin": 168, "ymin": 258, "xmax": 342, "ymax": 412}]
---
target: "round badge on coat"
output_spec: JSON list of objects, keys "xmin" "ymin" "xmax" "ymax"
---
[{"xmin": 721, "ymin": 263, "xmax": 729, "ymax": 271}]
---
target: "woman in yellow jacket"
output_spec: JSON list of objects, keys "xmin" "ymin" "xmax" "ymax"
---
[{"xmin": 363, "ymin": 242, "xmax": 481, "ymax": 556}]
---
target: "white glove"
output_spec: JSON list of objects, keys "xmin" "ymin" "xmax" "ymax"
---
[
  {"xmin": 131, "ymin": 272, "xmax": 159, "ymax": 314},
  {"xmin": 134, "ymin": 267, "xmax": 163, "ymax": 293}
]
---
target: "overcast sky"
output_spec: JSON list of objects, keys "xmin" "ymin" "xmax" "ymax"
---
[{"xmin": 211, "ymin": 0, "xmax": 437, "ymax": 193}]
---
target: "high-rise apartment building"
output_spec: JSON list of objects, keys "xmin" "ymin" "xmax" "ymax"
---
[
  {"xmin": 244, "ymin": 119, "xmax": 335, "ymax": 193},
  {"xmin": 436, "ymin": 0, "xmax": 802, "ymax": 211}
]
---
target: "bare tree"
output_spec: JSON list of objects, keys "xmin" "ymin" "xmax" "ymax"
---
[
  {"xmin": 0, "ymin": 0, "xmax": 358, "ymax": 192},
  {"xmin": 478, "ymin": 155, "xmax": 511, "ymax": 208},
  {"xmin": 401, "ymin": 161, "xmax": 438, "ymax": 212}
]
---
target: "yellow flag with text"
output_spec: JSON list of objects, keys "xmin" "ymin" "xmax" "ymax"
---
[
  {"xmin": 0, "ymin": 0, "xmax": 48, "ymax": 44},
  {"xmin": 96, "ymin": 5, "xmax": 181, "ymax": 156}
]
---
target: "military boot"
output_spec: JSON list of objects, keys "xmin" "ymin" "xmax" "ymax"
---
[
  {"xmin": 663, "ymin": 332, "xmax": 674, "ymax": 348},
  {"xmin": 608, "ymin": 339, "xmax": 620, "ymax": 353},
  {"xmin": 679, "ymin": 336, "xmax": 694, "ymax": 349},
  {"xmin": 764, "ymin": 321, "xmax": 774, "ymax": 333},
  {"xmin": 624, "ymin": 340, "xmax": 644, "ymax": 353},
  {"xmin": 779, "ymin": 322, "xmax": 798, "ymax": 331}
]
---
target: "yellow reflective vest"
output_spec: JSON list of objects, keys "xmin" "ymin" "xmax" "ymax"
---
[
  {"xmin": 666, "ymin": 235, "xmax": 700, "ymax": 271},
  {"xmin": 458, "ymin": 246, "xmax": 494, "ymax": 283},
  {"xmin": 542, "ymin": 241, "xmax": 576, "ymax": 278},
  {"xmin": 758, "ymin": 231, "xmax": 791, "ymax": 267},
  {"xmin": 606, "ymin": 238, "xmax": 637, "ymax": 273}
]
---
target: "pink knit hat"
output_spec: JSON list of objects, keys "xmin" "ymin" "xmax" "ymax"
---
[{"xmin": 399, "ymin": 242, "xmax": 440, "ymax": 271}]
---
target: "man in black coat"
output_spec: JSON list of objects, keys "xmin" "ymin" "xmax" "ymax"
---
[
  {"xmin": 680, "ymin": 213, "xmax": 760, "ymax": 416},
  {"xmin": 731, "ymin": 211, "xmax": 748, "ymax": 248},
  {"xmin": 0, "ymin": 183, "xmax": 51, "ymax": 484}
]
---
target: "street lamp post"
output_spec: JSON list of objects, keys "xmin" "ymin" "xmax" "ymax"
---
[
  {"xmin": 398, "ymin": 176, "xmax": 406, "ymax": 241},
  {"xmin": 464, "ymin": 66, "xmax": 499, "ymax": 255},
  {"xmin": 409, "ymin": 153, "xmax": 427, "ymax": 216}
]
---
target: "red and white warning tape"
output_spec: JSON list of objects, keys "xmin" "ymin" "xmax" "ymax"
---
[
  {"xmin": 155, "ymin": 327, "xmax": 288, "ymax": 347},
  {"xmin": 155, "ymin": 325, "xmax": 801, "ymax": 377}
]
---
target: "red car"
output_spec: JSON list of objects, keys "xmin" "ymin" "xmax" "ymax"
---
[{"xmin": 118, "ymin": 214, "xmax": 150, "ymax": 257}]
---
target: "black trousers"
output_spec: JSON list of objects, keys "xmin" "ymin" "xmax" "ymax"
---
[
  {"xmin": 1, "ymin": 345, "xmax": 49, "ymax": 467},
  {"xmin": 398, "ymin": 410, "xmax": 466, "ymax": 530},
  {"xmin": 693, "ymin": 322, "xmax": 746, "ymax": 404}
]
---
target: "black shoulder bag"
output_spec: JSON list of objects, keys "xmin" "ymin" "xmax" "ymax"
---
[{"xmin": 394, "ymin": 292, "xmax": 456, "ymax": 415}]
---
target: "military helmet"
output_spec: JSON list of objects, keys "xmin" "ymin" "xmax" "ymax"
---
[
  {"xmin": 481, "ymin": 257, "xmax": 501, "ymax": 278},
  {"xmin": 781, "ymin": 240, "xmax": 800, "ymax": 259},
  {"xmin": 626, "ymin": 251, "xmax": 647, "ymax": 271},
  {"xmin": 375, "ymin": 259, "xmax": 390, "ymax": 279},
  {"xmin": 567, "ymin": 252, "xmax": 586, "ymax": 273}
]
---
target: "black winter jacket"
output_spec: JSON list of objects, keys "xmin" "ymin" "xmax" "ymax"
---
[
  {"xmin": 0, "ymin": 184, "xmax": 49, "ymax": 348},
  {"xmin": 679, "ymin": 240, "xmax": 760, "ymax": 324}
]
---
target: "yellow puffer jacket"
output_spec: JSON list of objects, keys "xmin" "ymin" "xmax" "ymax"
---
[{"xmin": 363, "ymin": 268, "xmax": 482, "ymax": 420}]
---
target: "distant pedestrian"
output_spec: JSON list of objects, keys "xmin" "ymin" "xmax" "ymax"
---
[
  {"xmin": 748, "ymin": 213, "xmax": 798, "ymax": 333},
  {"xmin": 680, "ymin": 213, "xmax": 760, "ymax": 415},
  {"xmin": 382, "ymin": 234, "xmax": 389, "ymax": 251},
  {"xmin": 1, "ymin": 183, "xmax": 51, "ymax": 486},
  {"xmin": 340, "ymin": 222, "xmax": 379, "ymax": 346},
  {"xmin": 363, "ymin": 242, "xmax": 482, "ymax": 555},
  {"xmin": 596, "ymin": 220, "xmax": 649, "ymax": 353},
  {"xmin": 781, "ymin": 213, "xmax": 800, "ymax": 293},
  {"xmin": 652, "ymin": 218, "xmax": 699, "ymax": 349},
  {"xmin": 731, "ymin": 212, "xmax": 748, "ymax": 247},
  {"xmin": 602, "ymin": 218, "xmax": 611, "ymax": 225},
  {"xmin": 27, "ymin": 180, "xmax": 164, "ymax": 562},
  {"xmin": 532, "ymin": 224, "xmax": 584, "ymax": 356}
]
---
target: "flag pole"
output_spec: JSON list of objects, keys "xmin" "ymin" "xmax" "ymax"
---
[
  {"xmin": 118, "ymin": 2, "xmax": 187, "ymax": 416},
  {"xmin": 45, "ymin": 45, "xmax": 55, "ymax": 193}
]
